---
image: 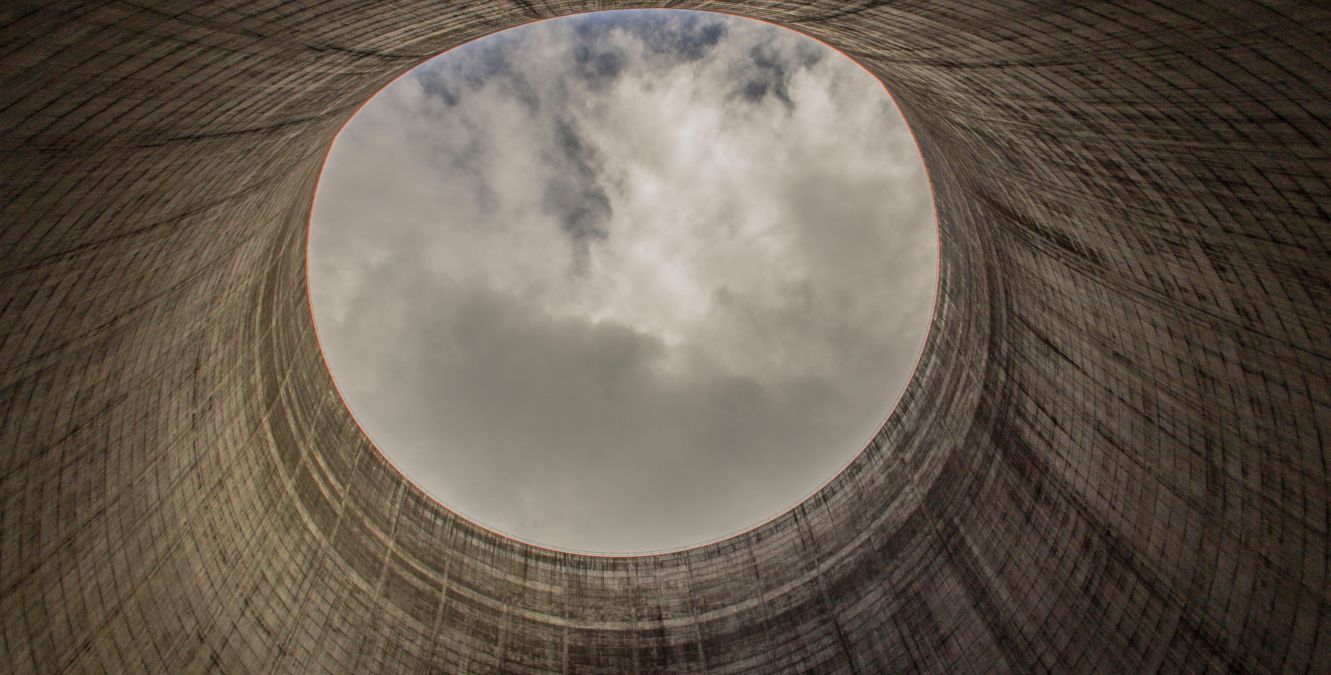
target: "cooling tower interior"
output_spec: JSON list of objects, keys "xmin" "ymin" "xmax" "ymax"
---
[{"xmin": 2, "ymin": 1, "xmax": 1328, "ymax": 672}]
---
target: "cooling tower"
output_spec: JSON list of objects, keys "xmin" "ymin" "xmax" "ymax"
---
[{"xmin": 2, "ymin": 1, "xmax": 1328, "ymax": 672}]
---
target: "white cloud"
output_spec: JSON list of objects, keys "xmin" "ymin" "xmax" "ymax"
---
[{"xmin": 309, "ymin": 10, "xmax": 936, "ymax": 552}]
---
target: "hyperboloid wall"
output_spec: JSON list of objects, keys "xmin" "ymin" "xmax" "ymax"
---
[{"xmin": 1, "ymin": 1, "xmax": 1328, "ymax": 672}]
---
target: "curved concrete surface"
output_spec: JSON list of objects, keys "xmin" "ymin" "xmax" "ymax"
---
[{"xmin": 1, "ymin": 1, "xmax": 1327, "ymax": 672}]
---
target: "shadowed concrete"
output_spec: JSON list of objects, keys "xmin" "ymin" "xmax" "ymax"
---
[{"xmin": 1, "ymin": 1, "xmax": 1328, "ymax": 672}]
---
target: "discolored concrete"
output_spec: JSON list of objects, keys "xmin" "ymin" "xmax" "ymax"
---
[{"xmin": 1, "ymin": 1, "xmax": 1328, "ymax": 672}]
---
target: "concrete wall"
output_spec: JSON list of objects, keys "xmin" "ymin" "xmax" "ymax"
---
[{"xmin": 2, "ymin": 1, "xmax": 1327, "ymax": 672}]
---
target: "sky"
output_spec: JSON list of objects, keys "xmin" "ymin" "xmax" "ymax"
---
[{"xmin": 308, "ymin": 10, "xmax": 936, "ymax": 553}]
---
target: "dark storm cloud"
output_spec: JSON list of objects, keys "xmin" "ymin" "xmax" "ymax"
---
[
  {"xmin": 417, "ymin": 75, "xmax": 460, "ymax": 107},
  {"xmin": 544, "ymin": 117, "xmax": 612, "ymax": 267},
  {"xmin": 566, "ymin": 11, "xmax": 729, "ymax": 91},
  {"xmin": 740, "ymin": 44, "xmax": 794, "ymax": 105},
  {"xmin": 735, "ymin": 42, "xmax": 825, "ymax": 107},
  {"xmin": 309, "ymin": 11, "xmax": 936, "ymax": 552},
  {"xmin": 574, "ymin": 10, "xmax": 727, "ymax": 62},
  {"xmin": 573, "ymin": 41, "xmax": 627, "ymax": 87},
  {"xmin": 415, "ymin": 33, "xmax": 541, "ymax": 112}
]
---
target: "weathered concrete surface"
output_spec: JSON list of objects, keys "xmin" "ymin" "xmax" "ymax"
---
[{"xmin": 1, "ymin": 1, "xmax": 1328, "ymax": 672}]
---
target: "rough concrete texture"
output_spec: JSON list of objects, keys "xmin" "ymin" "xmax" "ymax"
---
[{"xmin": 1, "ymin": 1, "xmax": 1328, "ymax": 672}]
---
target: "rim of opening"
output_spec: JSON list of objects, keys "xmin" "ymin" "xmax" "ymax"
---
[{"xmin": 301, "ymin": 8, "xmax": 944, "ymax": 557}]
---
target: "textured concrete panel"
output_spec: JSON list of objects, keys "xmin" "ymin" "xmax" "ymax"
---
[{"xmin": 1, "ymin": 1, "xmax": 1328, "ymax": 673}]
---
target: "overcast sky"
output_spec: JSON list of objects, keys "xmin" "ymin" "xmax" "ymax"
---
[{"xmin": 309, "ymin": 10, "xmax": 936, "ymax": 552}]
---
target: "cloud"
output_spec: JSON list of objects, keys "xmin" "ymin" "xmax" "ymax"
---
[
  {"xmin": 309, "ymin": 10, "xmax": 936, "ymax": 552},
  {"xmin": 543, "ymin": 116, "xmax": 612, "ymax": 270}
]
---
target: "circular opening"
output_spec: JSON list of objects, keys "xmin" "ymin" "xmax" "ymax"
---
[{"xmin": 308, "ymin": 9, "xmax": 937, "ymax": 553}]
